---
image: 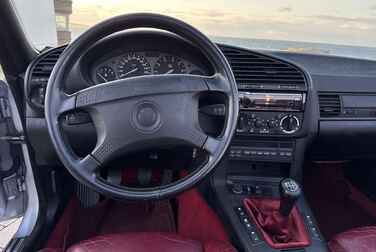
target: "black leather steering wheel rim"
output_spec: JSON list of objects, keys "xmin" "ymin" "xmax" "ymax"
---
[{"xmin": 45, "ymin": 13, "xmax": 238, "ymax": 201}]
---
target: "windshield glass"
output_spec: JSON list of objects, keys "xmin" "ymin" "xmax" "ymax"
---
[
  {"xmin": 0, "ymin": 65, "xmax": 4, "ymax": 80},
  {"xmin": 11, "ymin": 0, "xmax": 376, "ymax": 60}
]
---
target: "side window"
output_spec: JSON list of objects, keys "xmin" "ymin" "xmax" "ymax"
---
[{"xmin": 0, "ymin": 65, "xmax": 4, "ymax": 80}]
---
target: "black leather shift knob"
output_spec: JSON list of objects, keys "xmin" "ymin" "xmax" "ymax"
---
[{"xmin": 279, "ymin": 178, "xmax": 301, "ymax": 217}]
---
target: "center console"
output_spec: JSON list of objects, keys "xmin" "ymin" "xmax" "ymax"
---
[
  {"xmin": 215, "ymin": 91, "xmax": 327, "ymax": 251},
  {"xmin": 237, "ymin": 92, "xmax": 305, "ymax": 136},
  {"xmin": 229, "ymin": 88, "xmax": 307, "ymax": 175},
  {"xmin": 230, "ymin": 91, "xmax": 304, "ymax": 167},
  {"xmin": 212, "ymin": 47, "xmax": 325, "ymax": 251}
]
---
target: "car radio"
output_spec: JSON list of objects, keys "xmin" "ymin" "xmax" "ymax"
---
[
  {"xmin": 237, "ymin": 92, "xmax": 305, "ymax": 135},
  {"xmin": 238, "ymin": 92, "xmax": 305, "ymax": 111}
]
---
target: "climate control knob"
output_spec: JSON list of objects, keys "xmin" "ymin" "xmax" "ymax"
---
[{"xmin": 280, "ymin": 115, "xmax": 300, "ymax": 134}]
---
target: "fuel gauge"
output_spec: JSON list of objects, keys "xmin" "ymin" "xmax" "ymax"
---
[{"xmin": 96, "ymin": 66, "xmax": 116, "ymax": 83}]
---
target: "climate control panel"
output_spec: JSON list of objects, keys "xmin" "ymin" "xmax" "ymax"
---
[{"xmin": 237, "ymin": 111, "xmax": 303, "ymax": 135}]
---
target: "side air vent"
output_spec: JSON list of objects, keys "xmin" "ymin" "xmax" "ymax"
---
[
  {"xmin": 318, "ymin": 94, "xmax": 341, "ymax": 117},
  {"xmin": 26, "ymin": 45, "xmax": 66, "ymax": 111},
  {"xmin": 219, "ymin": 46, "xmax": 307, "ymax": 90},
  {"xmin": 31, "ymin": 47, "xmax": 65, "ymax": 78}
]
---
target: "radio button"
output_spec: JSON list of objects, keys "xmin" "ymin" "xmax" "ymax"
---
[
  {"xmin": 267, "ymin": 120, "xmax": 277, "ymax": 128},
  {"xmin": 276, "ymin": 114, "xmax": 283, "ymax": 120},
  {"xmin": 241, "ymin": 97, "xmax": 254, "ymax": 108},
  {"xmin": 254, "ymin": 120, "xmax": 263, "ymax": 128}
]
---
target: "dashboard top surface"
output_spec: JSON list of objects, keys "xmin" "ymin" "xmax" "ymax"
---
[{"xmin": 267, "ymin": 50, "xmax": 376, "ymax": 93}]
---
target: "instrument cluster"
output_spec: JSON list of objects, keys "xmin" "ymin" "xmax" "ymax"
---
[{"xmin": 92, "ymin": 51, "xmax": 207, "ymax": 85}]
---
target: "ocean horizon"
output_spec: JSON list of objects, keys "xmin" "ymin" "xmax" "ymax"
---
[
  {"xmin": 211, "ymin": 36, "xmax": 376, "ymax": 61},
  {"xmin": 67, "ymin": 23, "xmax": 376, "ymax": 61}
]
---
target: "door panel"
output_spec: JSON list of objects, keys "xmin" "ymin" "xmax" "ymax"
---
[{"xmin": 0, "ymin": 80, "xmax": 27, "ymax": 221}]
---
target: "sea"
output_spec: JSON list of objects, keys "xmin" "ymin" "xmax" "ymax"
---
[
  {"xmin": 69, "ymin": 24, "xmax": 376, "ymax": 61},
  {"xmin": 211, "ymin": 36, "xmax": 376, "ymax": 61}
]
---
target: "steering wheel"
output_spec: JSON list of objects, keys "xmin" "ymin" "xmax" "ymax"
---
[{"xmin": 45, "ymin": 13, "xmax": 238, "ymax": 201}]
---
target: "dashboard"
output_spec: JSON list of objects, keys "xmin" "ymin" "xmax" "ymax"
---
[{"xmin": 23, "ymin": 30, "xmax": 376, "ymax": 165}]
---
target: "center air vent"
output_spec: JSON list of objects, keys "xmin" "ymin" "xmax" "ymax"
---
[
  {"xmin": 219, "ymin": 45, "xmax": 307, "ymax": 91},
  {"xmin": 26, "ymin": 45, "xmax": 67, "ymax": 111},
  {"xmin": 318, "ymin": 94, "xmax": 341, "ymax": 117}
]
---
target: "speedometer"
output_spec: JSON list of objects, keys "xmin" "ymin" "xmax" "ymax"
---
[
  {"xmin": 117, "ymin": 54, "xmax": 151, "ymax": 79},
  {"xmin": 153, "ymin": 56, "xmax": 186, "ymax": 75}
]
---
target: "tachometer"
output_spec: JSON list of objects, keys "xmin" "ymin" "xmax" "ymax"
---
[
  {"xmin": 153, "ymin": 56, "xmax": 186, "ymax": 75},
  {"xmin": 96, "ymin": 66, "xmax": 116, "ymax": 83},
  {"xmin": 117, "ymin": 54, "xmax": 152, "ymax": 79}
]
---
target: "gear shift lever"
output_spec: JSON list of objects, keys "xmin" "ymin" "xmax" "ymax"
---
[
  {"xmin": 279, "ymin": 178, "xmax": 301, "ymax": 217},
  {"xmin": 243, "ymin": 178, "xmax": 310, "ymax": 247}
]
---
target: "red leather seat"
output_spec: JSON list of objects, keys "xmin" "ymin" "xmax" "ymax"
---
[
  {"xmin": 328, "ymin": 226, "xmax": 376, "ymax": 252},
  {"xmin": 67, "ymin": 232, "xmax": 237, "ymax": 252}
]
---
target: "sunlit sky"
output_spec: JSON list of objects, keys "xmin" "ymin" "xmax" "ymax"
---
[{"xmin": 70, "ymin": 0, "xmax": 376, "ymax": 47}]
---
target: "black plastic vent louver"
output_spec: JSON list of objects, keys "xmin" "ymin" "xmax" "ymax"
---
[
  {"xmin": 318, "ymin": 94, "xmax": 341, "ymax": 117},
  {"xmin": 219, "ymin": 46, "xmax": 306, "ymax": 89},
  {"xmin": 31, "ymin": 46, "xmax": 66, "ymax": 80},
  {"xmin": 26, "ymin": 46, "xmax": 66, "ymax": 111}
]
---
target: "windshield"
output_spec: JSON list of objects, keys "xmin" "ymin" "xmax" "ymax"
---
[
  {"xmin": 0, "ymin": 65, "xmax": 4, "ymax": 80},
  {"xmin": 11, "ymin": 0, "xmax": 376, "ymax": 60}
]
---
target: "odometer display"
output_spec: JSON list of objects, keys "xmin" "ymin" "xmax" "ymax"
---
[
  {"xmin": 117, "ymin": 54, "xmax": 151, "ymax": 79},
  {"xmin": 153, "ymin": 56, "xmax": 186, "ymax": 75}
]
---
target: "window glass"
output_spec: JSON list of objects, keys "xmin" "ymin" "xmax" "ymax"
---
[
  {"xmin": 0, "ymin": 65, "xmax": 4, "ymax": 80},
  {"xmin": 56, "ymin": 14, "xmax": 69, "ymax": 30},
  {"xmin": 10, "ymin": 0, "xmax": 376, "ymax": 60}
]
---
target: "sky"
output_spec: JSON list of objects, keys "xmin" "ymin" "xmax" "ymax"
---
[{"xmin": 70, "ymin": 0, "xmax": 376, "ymax": 47}]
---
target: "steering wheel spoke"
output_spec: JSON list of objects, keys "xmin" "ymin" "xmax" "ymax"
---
[
  {"xmin": 79, "ymin": 154, "xmax": 102, "ymax": 174},
  {"xmin": 205, "ymin": 73, "xmax": 232, "ymax": 96},
  {"xmin": 55, "ymin": 92, "xmax": 78, "ymax": 115},
  {"xmin": 202, "ymin": 135, "xmax": 223, "ymax": 155}
]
